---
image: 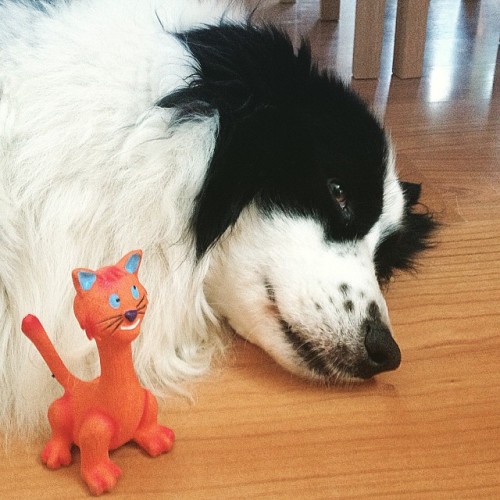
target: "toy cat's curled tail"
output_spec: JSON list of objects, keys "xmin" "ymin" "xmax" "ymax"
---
[{"xmin": 21, "ymin": 314, "xmax": 79, "ymax": 391}]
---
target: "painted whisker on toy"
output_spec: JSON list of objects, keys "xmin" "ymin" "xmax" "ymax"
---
[
  {"xmin": 96, "ymin": 314, "xmax": 123, "ymax": 326},
  {"xmin": 102, "ymin": 317, "xmax": 123, "ymax": 330},
  {"xmin": 136, "ymin": 296, "xmax": 146, "ymax": 309},
  {"xmin": 109, "ymin": 322, "xmax": 124, "ymax": 338}
]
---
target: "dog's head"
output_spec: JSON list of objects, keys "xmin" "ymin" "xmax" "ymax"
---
[{"xmin": 161, "ymin": 23, "xmax": 435, "ymax": 382}]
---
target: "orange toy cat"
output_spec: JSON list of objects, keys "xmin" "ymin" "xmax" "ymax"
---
[{"xmin": 21, "ymin": 250, "xmax": 174, "ymax": 496}]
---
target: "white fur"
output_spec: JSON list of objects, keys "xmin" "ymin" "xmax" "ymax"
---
[
  {"xmin": 0, "ymin": 0, "xmax": 406, "ymax": 436},
  {"xmin": 0, "ymin": 0, "xmax": 245, "ymax": 436}
]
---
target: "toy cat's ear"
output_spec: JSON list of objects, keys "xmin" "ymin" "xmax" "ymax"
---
[
  {"xmin": 118, "ymin": 250, "xmax": 142, "ymax": 275},
  {"xmin": 72, "ymin": 268, "xmax": 97, "ymax": 293}
]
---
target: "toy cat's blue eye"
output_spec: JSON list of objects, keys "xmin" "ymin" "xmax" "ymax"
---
[
  {"xmin": 131, "ymin": 285, "xmax": 139, "ymax": 300},
  {"xmin": 109, "ymin": 293, "xmax": 121, "ymax": 309}
]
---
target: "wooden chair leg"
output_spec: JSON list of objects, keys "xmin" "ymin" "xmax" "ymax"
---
[
  {"xmin": 393, "ymin": 0, "xmax": 430, "ymax": 78},
  {"xmin": 352, "ymin": 0, "xmax": 386, "ymax": 79},
  {"xmin": 320, "ymin": 0, "xmax": 340, "ymax": 21}
]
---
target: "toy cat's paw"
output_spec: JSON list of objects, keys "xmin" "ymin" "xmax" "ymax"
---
[
  {"xmin": 82, "ymin": 459, "xmax": 122, "ymax": 496},
  {"xmin": 135, "ymin": 425, "xmax": 175, "ymax": 457},
  {"xmin": 41, "ymin": 439, "xmax": 72, "ymax": 469}
]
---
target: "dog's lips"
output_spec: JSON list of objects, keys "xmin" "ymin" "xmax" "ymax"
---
[
  {"xmin": 264, "ymin": 279, "xmax": 334, "ymax": 378},
  {"xmin": 264, "ymin": 280, "xmax": 365, "ymax": 383}
]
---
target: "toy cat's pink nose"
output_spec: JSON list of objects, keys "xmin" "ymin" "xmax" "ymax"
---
[{"xmin": 124, "ymin": 310, "xmax": 138, "ymax": 322}]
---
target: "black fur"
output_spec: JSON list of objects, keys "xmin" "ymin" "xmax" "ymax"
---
[
  {"xmin": 159, "ymin": 24, "xmax": 387, "ymax": 255},
  {"xmin": 281, "ymin": 320, "xmax": 331, "ymax": 376},
  {"xmin": 375, "ymin": 183, "xmax": 437, "ymax": 282},
  {"xmin": 158, "ymin": 22, "xmax": 435, "ymax": 276}
]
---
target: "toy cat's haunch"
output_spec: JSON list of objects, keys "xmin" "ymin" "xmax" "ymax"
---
[{"xmin": 21, "ymin": 250, "xmax": 174, "ymax": 496}]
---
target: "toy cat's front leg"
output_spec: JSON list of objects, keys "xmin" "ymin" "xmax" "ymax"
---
[
  {"xmin": 133, "ymin": 390, "xmax": 175, "ymax": 457},
  {"xmin": 41, "ymin": 395, "xmax": 73, "ymax": 469},
  {"xmin": 78, "ymin": 413, "xmax": 122, "ymax": 496}
]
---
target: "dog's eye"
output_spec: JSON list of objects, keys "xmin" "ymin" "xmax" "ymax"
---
[{"xmin": 327, "ymin": 179, "xmax": 347, "ymax": 209}]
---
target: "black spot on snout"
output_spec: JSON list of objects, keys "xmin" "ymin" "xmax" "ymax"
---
[
  {"xmin": 367, "ymin": 301, "xmax": 381, "ymax": 320},
  {"xmin": 339, "ymin": 283, "xmax": 350, "ymax": 296},
  {"xmin": 264, "ymin": 279, "xmax": 276, "ymax": 303},
  {"xmin": 344, "ymin": 300, "xmax": 354, "ymax": 313}
]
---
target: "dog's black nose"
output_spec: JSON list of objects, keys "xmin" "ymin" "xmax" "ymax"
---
[
  {"xmin": 124, "ymin": 309, "xmax": 138, "ymax": 322},
  {"xmin": 356, "ymin": 320, "xmax": 401, "ymax": 379}
]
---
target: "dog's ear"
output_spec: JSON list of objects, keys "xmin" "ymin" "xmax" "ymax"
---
[
  {"xmin": 375, "ymin": 182, "xmax": 437, "ymax": 283},
  {"xmin": 191, "ymin": 105, "xmax": 285, "ymax": 259},
  {"xmin": 400, "ymin": 181, "xmax": 422, "ymax": 207}
]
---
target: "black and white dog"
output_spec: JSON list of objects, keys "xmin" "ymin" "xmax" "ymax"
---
[{"xmin": 0, "ymin": 0, "xmax": 434, "ymax": 434}]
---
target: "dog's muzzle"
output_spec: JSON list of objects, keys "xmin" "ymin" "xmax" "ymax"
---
[{"xmin": 281, "ymin": 315, "xmax": 402, "ymax": 381}]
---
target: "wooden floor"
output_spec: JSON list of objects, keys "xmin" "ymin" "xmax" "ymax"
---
[{"xmin": 2, "ymin": 0, "xmax": 499, "ymax": 497}]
